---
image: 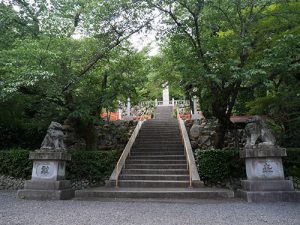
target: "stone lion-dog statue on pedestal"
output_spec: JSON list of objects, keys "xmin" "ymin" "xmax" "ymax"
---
[
  {"xmin": 40, "ymin": 121, "xmax": 65, "ymax": 151},
  {"xmin": 244, "ymin": 116, "xmax": 276, "ymax": 148}
]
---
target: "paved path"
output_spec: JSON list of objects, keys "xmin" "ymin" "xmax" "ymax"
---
[{"xmin": 1, "ymin": 191, "xmax": 299, "ymax": 225}]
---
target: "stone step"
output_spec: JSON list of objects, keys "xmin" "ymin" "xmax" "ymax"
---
[
  {"xmin": 137, "ymin": 134, "xmax": 181, "ymax": 138},
  {"xmin": 75, "ymin": 188, "xmax": 234, "ymax": 199},
  {"xmin": 119, "ymin": 174, "xmax": 189, "ymax": 181},
  {"xmin": 142, "ymin": 122, "xmax": 179, "ymax": 129},
  {"xmin": 139, "ymin": 128, "xmax": 179, "ymax": 131},
  {"xmin": 136, "ymin": 137, "xmax": 181, "ymax": 141},
  {"xmin": 138, "ymin": 132, "xmax": 180, "ymax": 136},
  {"xmin": 116, "ymin": 180, "xmax": 190, "ymax": 188},
  {"xmin": 139, "ymin": 128, "xmax": 180, "ymax": 134},
  {"xmin": 136, "ymin": 135, "xmax": 181, "ymax": 139},
  {"xmin": 141, "ymin": 126, "xmax": 178, "ymax": 128},
  {"xmin": 129, "ymin": 155, "xmax": 186, "ymax": 160},
  {"xmin": 135, "ymin": 138, "xmax": 182, "ymax": 142},
  {"xmin": 142, "ymin": 121, "xmax": 177, "ymax": 124},
  {"xmin": 133, "ymin": 147, "xmax": 184, "ymax": 151},
  {"xmin": 132, "ymin": 150, "xmax": 184, "ymax": 154},
  {"xmin": 126, "ymin": 159, "xmax": 187, "ymax": 164},
  {"xmin": 125, "ymin": 164, "xmax": 187, "ymax": 169},
  {"xmin": 131, "ymin": 151, "xmax": 184, "ymax": 156},
  {"xmin": 142, "ymin": 124, "xmax": 179, "ymax": 126},
  {"xmin": 132, "ymin": 146, "xmax": 183, "ymax": 150},
  {"xmin": 136, "ymin": 138, "xmax": 182, "ymax": 142},
  {"xmin": 134, "ymin": 143, "xmax": 184, "ymax": 148},
  {"xmin": 135, "ymin": 140, "xmax": 183, "ymax": 145},
  {"xmin": 121, "ymin": 169, "xmax": 189, "ymax": 175}
]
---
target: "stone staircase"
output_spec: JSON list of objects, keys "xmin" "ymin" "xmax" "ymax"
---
[
  {"xmin": 118, "ymin": 106, "xmax": 189, "ymax": 188},
  {"xmin": 75, "ymin": 106, "xmax": 234, "ymax": 199}
]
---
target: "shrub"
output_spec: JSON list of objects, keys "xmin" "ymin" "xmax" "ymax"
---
[
  {"xmin": 0, "ymin": 149, "xmax": 121, "ymax": 186},
  {"xmin": 66, "ymin": 150, "xmax": 120, "ymax": 185},
  {"xmin": 195, "ymin": 148, "xmax": 300, "ymax": 186},
  {"xmin": 195, "ymin": 149, "xmax": 245, "ymax": 186},
  {"xmin": 0, "ymin": 149, "xmax": 32, "ymax": 179},
  {"xmin": 283, "ymin": 148, "xmax": 300, "ymax": 179}
]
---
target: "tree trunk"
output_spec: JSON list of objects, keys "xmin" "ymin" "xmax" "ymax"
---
[
  {"xmin": 211, "ymin": 87, "xmax": 232, "ymax": 149},
  {"xmin": 214, "ymin": 116, "xmax": 231, "ymax": 149},
  {"xmin": 83, "ymin": 122, "xmax": 97, "ymax": 151}
]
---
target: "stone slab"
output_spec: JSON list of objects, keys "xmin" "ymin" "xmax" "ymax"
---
[
  {"xmin": 30, "ymin": 152, "xmax": 71, "ymax": 161},
  {"xmin": 245, "ymin": 158, "xmax": 284, "ymax": 180},
  {"xmin": 241, "ymin": 180, "xmax": 294, "ymax": 191},
  {"xmin": 17, "ymin": 189, "xmax": 74, "ymax": 200},
  {"xmin": 24, "ymin": 180, "xmax": 71, "ymax": 190},
  {"xmin": 237, "ymin": 189, "xmax": 300, "ymax": 202},
  {"xmin": 240, "ymin": 146, "xmax": 286, "ymax": 158},
  {"xmin": 76, "ymin": 187, "xmax": 234, "ymax": 199}
]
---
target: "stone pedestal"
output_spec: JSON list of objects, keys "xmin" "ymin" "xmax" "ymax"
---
[
  {"xmin": 237, "ymin": 146, "xmax": 300, "ymax": 202},
  {"xmin": 18, "ymin": 152, "xmax": 74, "ymax": 200}
]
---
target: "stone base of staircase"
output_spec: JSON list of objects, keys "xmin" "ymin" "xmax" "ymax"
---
[{"xmin": 75, "ymin": 187, "xmax": 234, "ymax": 200}]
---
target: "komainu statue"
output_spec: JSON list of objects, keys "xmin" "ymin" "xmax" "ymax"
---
[
  {"xmin": 40, "ymin": 121, "xmax": 65, "ymax": 151},
  {"xmin": 244, "ymin": 116, "xmax": 276, "ymax": 148}
]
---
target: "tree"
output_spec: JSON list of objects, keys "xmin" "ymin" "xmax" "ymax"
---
[
  {"xmin": 0, "ymin": 0, "xmax": 153, "ymax": 149},
  {"xmin": 147, "ymin": 0, "xmax": 300, "ymax": 148}
]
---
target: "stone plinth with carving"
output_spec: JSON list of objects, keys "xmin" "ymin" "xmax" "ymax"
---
[
  {"xmin": 17, "ymin": 122, "xmax": 74, "ymax": 200},
  {"xmin": 237, "ymin": 116, "xmax": 300, "ymax": 202}
]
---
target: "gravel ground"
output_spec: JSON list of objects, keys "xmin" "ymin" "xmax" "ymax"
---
[{"xmin": 0, "ymin": 191, "xmax": 299, "ymax": 225}]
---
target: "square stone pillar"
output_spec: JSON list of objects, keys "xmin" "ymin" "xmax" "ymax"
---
[
  {"xmin": 162, "ymin": 83, "xmax": 170, "ymax": 106},
  {"xmin": 126, "ymin": 98, "xmax": 131, "ymax": 116},
  {"xmin": 18, "ymin": 152, "xmax": 74, "ymax": 200},
  {"xmin": 237, "ymin": 146, "xmax": 299, "ymax": 202}
]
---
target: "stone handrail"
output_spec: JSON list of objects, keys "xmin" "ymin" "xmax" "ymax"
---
[
  {"xmin": 178, "ymin": 117, "xmax": 202, "ymax": 187},
  {"xmin": 109, "ymin": 121, "xmax": 144, "ymax": 186}
]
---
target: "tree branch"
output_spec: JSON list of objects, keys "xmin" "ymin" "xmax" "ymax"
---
[{"xmin": 62, "ymin": 20, "xmax": 151, "ymax": 93}]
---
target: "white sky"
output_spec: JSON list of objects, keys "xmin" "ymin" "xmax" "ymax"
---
[
  {"xmin": 9, "ymin": 1, "xmax": 161, "ymax": 56},
  {"xmin": 130, "ymin": 30, "xmax": 160, "ymax": 56}
]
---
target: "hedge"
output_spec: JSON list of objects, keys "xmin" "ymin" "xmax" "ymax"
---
[
  {"xmin": 0, "ymin": 149, "xmax": 121, "ymax": 185},
  {"xmin": 66, "ymin": 150, "xmax": 120, "ymax": 185},
  {"xmin": 0, "ymin": 149, "xmax": 32, "ymax": 179},
  {"xmin": 1, "ymin": 148, "xmax": 299, "ymax": 188},
  {"xmin": 195, "ymin": 149, "xmax": 245, "ymax": 186},
  {"xmin": 282, "ymin": 148, "xmax": 300, "ymax": 179},
  {"xmin": 196, "ymin": 148, "xmax": 300, "ymax": 186}
]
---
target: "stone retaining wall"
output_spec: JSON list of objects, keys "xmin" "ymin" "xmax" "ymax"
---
[
  {"xmin": 0, "ymin": 175, "xmax": 106, "ymax": 190},
  {"xmin": 63, "ymin": 120, "xmax": 137, "ymax": 151},
  {"xmin": 0, "ymin": 175, "xmax": 25, "ymax": 190},
  {"xmin": 185, "ymin": 119, "xmax": 246, "ymax": 150}
]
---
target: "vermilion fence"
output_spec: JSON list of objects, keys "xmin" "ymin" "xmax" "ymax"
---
[
  {"xmin": 100, "ymin": 112, "xmax": 120, "ymax": 121},
  {"xmin": 101, "ymin": 112, "xmax": 191, "ymax": 121},
  {"xmin": 179, "ymin": 114, "xmax": 191, "ymax": 120}
]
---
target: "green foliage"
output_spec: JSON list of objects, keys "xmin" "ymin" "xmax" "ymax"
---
[
  {"xmin": 0, "ymin": 125, "xmax": 45, "ymax": 149},
  {"xmin": 196, "ymin": 148, "xmax": 300, "ymax": 186},
  {"xmin": 0, "ymin": 150, "xmax": 32, "ymax": 179},
  {"xmin": 0, "ymin": 0, "xmax": 152, "ymax": 150},
  {"xmin": 149, "ymin": 0, "xmax": 300, "ymax": 148},
  {"xmin": 66, "ymin": 150, "xmax": 120, "ymax": 185},
  {"xmin": 195, "ymin": 149, "xmax": 245, "ymax": 186},
  {"xmin": 0, "ymin": 149, "xmax": 120, "ymax": 186},
  {"xmin": 283, "ymin": 148, "xmax": 300, "ymax": 179}
]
